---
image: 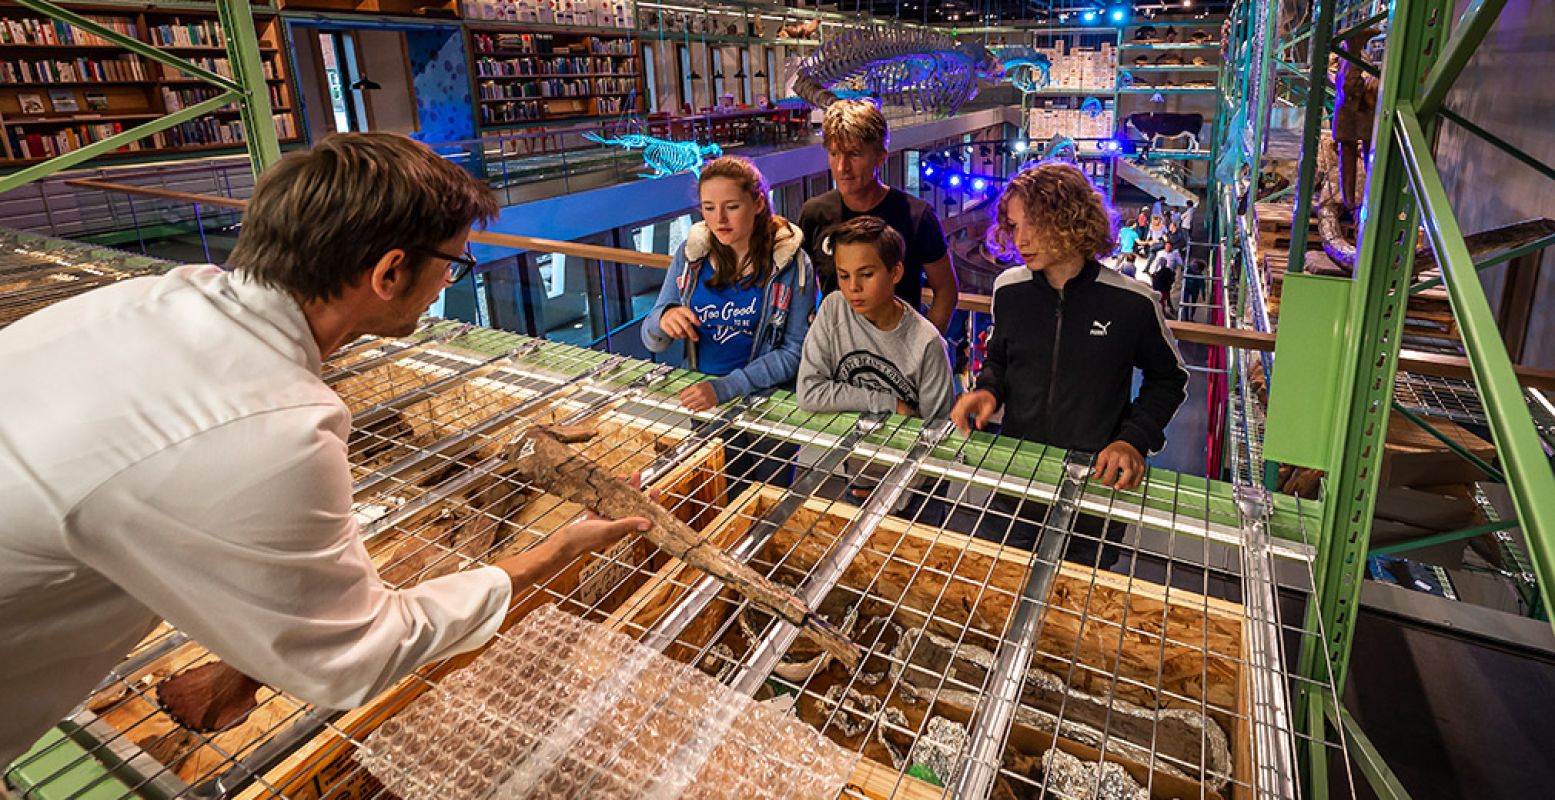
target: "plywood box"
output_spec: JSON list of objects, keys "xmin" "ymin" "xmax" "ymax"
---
[{"xmin": 617, "ymin": 486, "xmax": 1253, "ymax": 799}]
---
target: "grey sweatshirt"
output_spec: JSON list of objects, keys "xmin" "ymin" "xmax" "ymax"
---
[{"xmin": 798, "ymin": 292, "xmax": 956, "ymax": 420}]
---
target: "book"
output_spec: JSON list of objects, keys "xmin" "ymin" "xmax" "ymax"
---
[
  {"xmin": 48, "ymin": 89, "xmax": 79, "ymax": 112},
  {"xmin": 18, "ymin": 93, "xmax": 45, "ymax": 114},
  {"xmin": 85, "ymin": 92, "xmax": 110, "ymax": 111}
]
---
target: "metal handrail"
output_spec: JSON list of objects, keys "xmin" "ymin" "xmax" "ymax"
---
[{"xmin": 54, "ymin": 177, "xmax": 1555, "ymax": 393}]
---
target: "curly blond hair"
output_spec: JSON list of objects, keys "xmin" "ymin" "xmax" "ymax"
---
[{"xmin": 986, "ymin": 160, "xmax": 1117, "ymax": 262}]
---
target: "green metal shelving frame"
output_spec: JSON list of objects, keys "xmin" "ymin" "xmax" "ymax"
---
[
  {"xmin": 0, "ymin": 0, "xmax": 281, "ymax": 195},
  {"xmin": 1215, "ymin": 0, "xmax": 1555, "ymax": 797}
]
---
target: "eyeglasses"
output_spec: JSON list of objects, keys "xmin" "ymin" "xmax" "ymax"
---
[{"xmin": 419, "ymin": 245, "xmax": 479, "ymax": 285}]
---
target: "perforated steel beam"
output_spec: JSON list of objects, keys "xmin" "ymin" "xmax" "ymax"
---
[{"xmin": 1294, "ymin": 0, "xmax": 1454, "ymax": 722}]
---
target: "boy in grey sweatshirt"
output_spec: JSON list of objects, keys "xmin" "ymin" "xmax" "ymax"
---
[{"xmin": 798, "ymin": 216, "xmax": 956, "ymax": 420}]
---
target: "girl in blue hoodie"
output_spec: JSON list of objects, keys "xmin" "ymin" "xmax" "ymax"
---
[{"xmin": 642, "ymin": 156, "xmax": 816, "ymax": 411}]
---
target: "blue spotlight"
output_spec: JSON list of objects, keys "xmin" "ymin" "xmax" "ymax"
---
[
  {"xmin": 1081, "ymin": 10, "xmax": 1097, "ymax": 23},
  {"xmin": 948, "ymin": 174, "xmax": 963, "ymax": 188},
  {"xmin": 1109, "ymin": 7, "xmax": 1128, "ymax": 24},
  {"xmin": 1012, "ymin": 140, "xmax": 1029, "ymax": 153},
  {"xmin": 972, "ymin": 177, "xmax": 988, "ymax": 192},
  {"xmin": 924, "ymin": 165, "xmax": 935, "ymax": 177}
]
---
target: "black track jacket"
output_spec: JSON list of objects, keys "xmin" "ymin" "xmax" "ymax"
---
[{"xmin": 974, "ymin": 261, "xmax": 1189, "ymax": 455}]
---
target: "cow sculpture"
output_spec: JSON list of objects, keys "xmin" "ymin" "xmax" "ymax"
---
[{"xmin": 1124, "ymin": 112, "xmax": 1205, "ymax": 151}]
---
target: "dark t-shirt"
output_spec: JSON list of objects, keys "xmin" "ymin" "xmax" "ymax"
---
[{"xmin": 798, "ymin": 188, "xmax": 949, "ymax": 309}]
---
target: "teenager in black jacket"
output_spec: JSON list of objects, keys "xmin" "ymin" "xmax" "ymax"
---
[{"xmin": 951, "ymin": 162, "xmax": 1189, "ymax": 567}]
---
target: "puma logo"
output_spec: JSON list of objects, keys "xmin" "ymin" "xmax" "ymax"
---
[{"xmin": 1090, "ymin": 320, "xmax": 1112, "ymax": 337}]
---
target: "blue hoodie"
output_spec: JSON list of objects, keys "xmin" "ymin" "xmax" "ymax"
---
[{"xmin": 642, "ymin": 219, "xmax": 817, "ymax": 403}]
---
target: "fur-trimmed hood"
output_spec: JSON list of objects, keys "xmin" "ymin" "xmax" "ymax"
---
[{"xmin": 683, "ymin": 217, "xmax": 805, "ymax": 270}]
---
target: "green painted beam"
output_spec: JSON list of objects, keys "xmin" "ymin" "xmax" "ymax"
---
[
  {"xmin": 1396, "ymin": 103, "xmax": 1555, "ymax": 635},
  {"xmin": 1295, "ymin": 0, "xmax": 1454, "ymax": 734},
  {"xmin": 3, "ymin": 0, "xmax": 278, "ymax": 192},
  {"xmin": 0, "ymin": 93, "xmax": 240, "ymax": 196},
  {"xmin": 1287, "ymin": 0, "xmax": 1340, "ymax": 276},
  {"xmin": 1328, "ymin": 694, "xmax": 1415, "ymax": 800},
  {"xmin": 1440, "ymin": 108, "xmax": 1555, "ymax": 184},
  {"xmin": 1409, "ymin": 230, "xmax": 1555, "ymax": 295},
  {"xmin": 1368, "ymin": 519, "xmax": 1520, "ymax": 558},
  {"xmin": 217, "ymin": 0, "xmax": 280, "ymax": 173},
  {"xmin": 1417, "ymin": 0, "xmax": 1508, "ymax": 119},
  {"xmin": 1391, "ymin": 401, "xmax": 1505, "ymax": 481}
]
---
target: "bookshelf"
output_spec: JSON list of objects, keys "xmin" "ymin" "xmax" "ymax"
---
[
  {"xmin": 0, "ymin": 5, "xmax": 301, "ymax": 166},
  {"xmin": 468, "ymin": 25, "xmax": 641, "ymax": 127}
]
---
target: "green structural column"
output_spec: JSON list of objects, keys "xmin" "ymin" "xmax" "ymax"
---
[
  {"xmin": 1284, "ymin": 0, "xmax": 1338, "ymax": 276},
  {"xmin": 1294, "ymin": 0, "xmax": 1454, "ymax": 739},
  {"xmin": 217, "ymin": 0, "xmax": 280, "ymax": 176}
]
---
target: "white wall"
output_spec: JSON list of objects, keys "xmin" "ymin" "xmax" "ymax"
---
[{"xmin": 644, "ymin": 41, "xmax": 791, "ymax": 112}]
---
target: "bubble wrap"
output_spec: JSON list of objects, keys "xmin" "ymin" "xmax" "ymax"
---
[{"xmin": 356, "ymin": 605, "xmax": 858, "ymax": 799}]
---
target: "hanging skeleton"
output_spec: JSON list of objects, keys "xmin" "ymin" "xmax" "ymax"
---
[
  {"xmin": 583, "ymin": 133, "xmax": 723, "ymax": 179},
  {"xmin": 995, "ymin": 47, "xmax": 1053, "ymax": 94},
  {"xmin": 791, "ymin": 27, "xmax": 1000, "ymax": 116}
]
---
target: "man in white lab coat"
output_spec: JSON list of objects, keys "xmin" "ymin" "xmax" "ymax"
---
[{"xmin": 0, "ymin": 133, "xmax": 650, "ymax": 763}]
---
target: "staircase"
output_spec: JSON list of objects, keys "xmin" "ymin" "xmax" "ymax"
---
[{"xmin": 1115, "ymin": 157, "xmax": 1200, "ymax": 207}]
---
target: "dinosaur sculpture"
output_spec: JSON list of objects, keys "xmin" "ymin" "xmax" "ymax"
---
[
  {"xmin": 583, "ymin": 132, "xmax": 723, "ymax": 178},
  {"xmin": 792, "ymin": 27, "xmax": 1000, "ymax": 116}
]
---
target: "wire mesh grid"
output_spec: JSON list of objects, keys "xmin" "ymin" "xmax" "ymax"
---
[
  {"xmin": 1391, "ymin": 371, "xmax": 1485, "ymax": 427},
  {"xmin": 324, "ymin": 349, "xmax": 1348, "ymax": 799},
  {"xmin": 0, "ymin": 230, "xmax": 165, "ymax": 331},
  {"xmin": 8, "ymin": 314, "xmax": 1356, "ymax": 799}
]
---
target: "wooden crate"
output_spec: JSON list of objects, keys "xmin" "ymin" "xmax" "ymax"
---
[
  {"xmin": 1381, "ymin": 411, "xmax": 1495, "ymax": 489},
  {"xmin": 615, "ymin": 486, "xmax": 1251, "ymax": 800},
  {"xmin": 74, "ymin": 409, "xmax": 726, "ymax": 796},
  {"xmin": 1254, "ymin": 202, "xmax": 1321, "ymax": 256}
]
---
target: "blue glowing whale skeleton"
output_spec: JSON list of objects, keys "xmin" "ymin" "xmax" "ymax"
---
[
  {"xmin": 995, "ymin": 48, "xmax": 1053, "ymax": 94},
  {"xmin": 583, "ymin": 132, "xmax": 724, "ymax": 178},
  {"xmin": 792, "ymin": 27, "xmax": 1001, "ymax": 116}
]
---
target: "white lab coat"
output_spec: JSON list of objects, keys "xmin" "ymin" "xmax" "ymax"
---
[{"xmin": 0, "ymin": 265, "xmax": 509, "ymax": 763}]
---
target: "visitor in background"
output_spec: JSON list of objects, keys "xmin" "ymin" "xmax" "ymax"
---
[
  {"xmin": 1150, "ymin": 240, "xmax": 1182, "ymax": 317},
  {"xmin": 1116, "ymin": 218, "xmax": 1141, "ymax": 260},
  {"xmin": 799, "ymin": 99, "xmax": 959, "ymax": 333},
  {"xmin": 951, "ymin": 161, "xmax": 1188, "ymax": 569},
  {"xmin": 1167, "ymin": 218, "xmax": 1189, "ymax": 254},
  {"xmin": 1182, "ymin": 258, "xmax": 1208, "ymax": 321},
  {"xmin": 1143, "ymin": 213, "xmax": 1168, "ymax": 260}
]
